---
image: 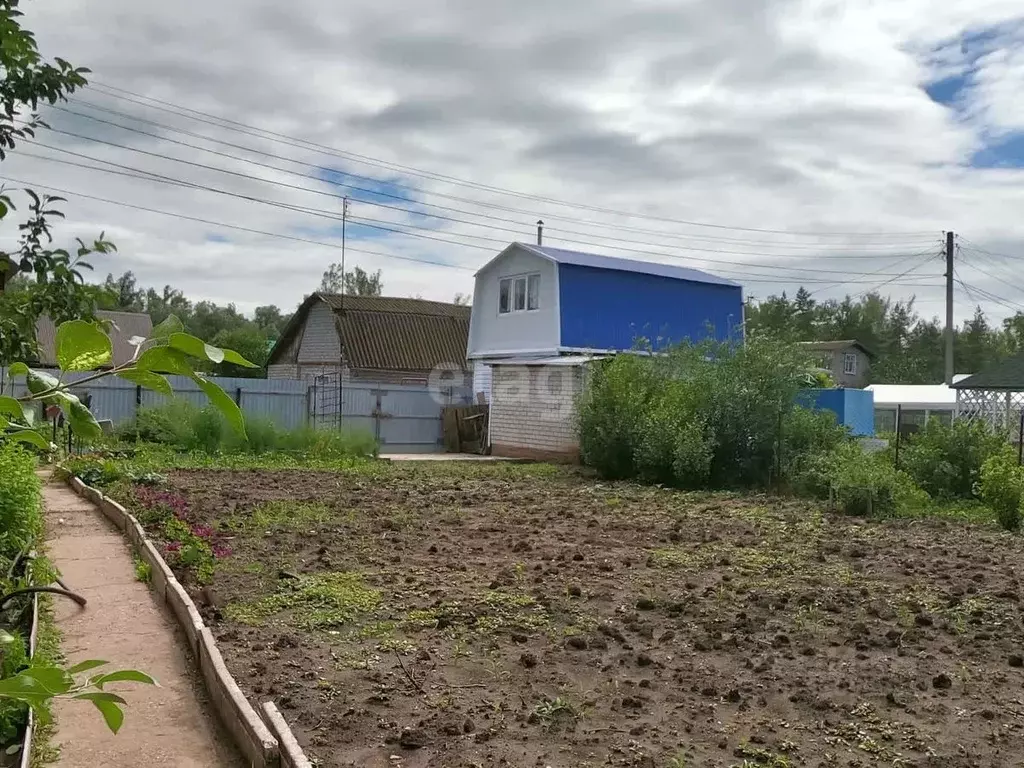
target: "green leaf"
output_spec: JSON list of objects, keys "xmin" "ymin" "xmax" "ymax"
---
[
  {"xmin": 72, "ymin": 691, "xmax": 127, "ymax": 705},
  {"xmin": 0, "ymin": 630, "xmax": 14, "ymax": 644},
  {"xmin": 75, "ymin": 694, "xmax": 125, "ymax": 734},
  {"xmin": 134, "ymin": 346, "xmax": 194, "ymax": 376},
  {"xmin": 0, "ymin": 395, "xmax": 32, "ymax": 425},
  {"xmin": 8, "ymin": 362, "xmax": 29, "ymax": 377},
  {"xmin": 6, "ymin": 428, "xmax": 51, "ymax": 450},
  {"xmin": 91, "ymin": 670, "xmax": 157, "ymax": 687},
  {"xmin": 24, "ymin": 368, "xmax": 60, "ymax": 400},
  {"xmin": 192, "ymin": 375, "xmax": 246, "ymax": 439},
  {"xmin": 117, "ymin": 369, "xmax": 172, "ymax": 396},
  {"xmin": 64, "ymin": 395, "xmax": 101, "ymax": 440},
  {"xmin": 67, "ymin": 659, "xmax": 109, "ymax": 675},
  {"xmin": 168, "ymin": 333, "xmax": 224, "ymax": 364},
  {"xmin": 150, "ymin": 315, "xmax": 184, "ymax": 340},
  {"xmin": 18, "ymin": 666, "xmax": 72, "ymax": 695},
  {"xmin": 55, "ymin": 320, "xmax": 112, "ymax": 371}
]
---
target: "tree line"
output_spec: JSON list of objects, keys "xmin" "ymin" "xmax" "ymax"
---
[{"xmin": 746, "ymin": 287, "xmax": 1024, "ymax": 383}]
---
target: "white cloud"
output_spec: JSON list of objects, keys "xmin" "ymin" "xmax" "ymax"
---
[{"xmin": 2, "ymin": 0, "xmax": 1022, "ymax": 324}]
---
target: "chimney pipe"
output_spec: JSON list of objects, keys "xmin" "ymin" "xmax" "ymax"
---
[{"xmin": 536, "ymin": 220, "xmax": 544, "ymax": 245}]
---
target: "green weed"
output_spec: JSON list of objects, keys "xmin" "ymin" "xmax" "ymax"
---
[
  {"xmin": 224, "ymin": 571, "xmax": 380, "ymax": 629},
  {"xmin": 133, "ymin": 557, "xmax": 152, "ymax": 583}
]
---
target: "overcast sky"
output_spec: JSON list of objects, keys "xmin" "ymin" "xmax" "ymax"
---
[{"xmin": 5, "ymin": 0, "xmax": 1024, "ymax": 323}]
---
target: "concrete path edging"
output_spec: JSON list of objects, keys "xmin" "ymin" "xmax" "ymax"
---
[{"xmin": 64, "ymin": 476, "xmax": 313, "ymax": 768}]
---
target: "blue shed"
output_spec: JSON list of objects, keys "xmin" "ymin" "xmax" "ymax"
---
[{"xmin": 467, "ymin": 242, "xmax": 744, "ymax": 367}]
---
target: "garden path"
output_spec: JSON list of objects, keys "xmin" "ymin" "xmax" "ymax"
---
[{"xmin": 42, "ymin": 476, "xmax": 242, "ymax": 768}]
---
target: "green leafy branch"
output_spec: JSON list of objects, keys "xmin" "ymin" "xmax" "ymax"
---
[
  {"xmin": 1, "ymin": 314, "xmax": 257, "ymax": 450},
  {"xmin": 0, "ymin": 633, "xmax": 156, "ymax": 734}
]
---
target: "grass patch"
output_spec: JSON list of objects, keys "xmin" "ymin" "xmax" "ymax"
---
[
  {"xmin": 221, "ymin": 501, "xmax": 335, "ymax": 533},
  {"xmin": 133, "ymin": 557, "xmax": 152, "ymax": 584},
  {"xmin": 29, "ymin": 593, "xmax": 62, "ymax": 767},
  {"xmin": 224, "ymin": 571, "xmax": 380, "ymax": 630}
]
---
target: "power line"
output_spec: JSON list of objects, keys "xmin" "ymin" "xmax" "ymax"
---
[
  {"xmin": 11, "ymin": 144, "xmax": 945, "ymax": 280},
  {"xmin": 0, "ymin": 173, "xmax": 474, "ymax": 272},
  {"xmin": 809, "ymin": 249, "xmax": 941, "ymax": 297},
  {"xmin": 18, "ymin": 127, "xmax": 940, "ymax": 265},
  {"xmin": 53, "ymin": 99, "xmax": 939, "ymax": 252},
  {"xmin": 86, "ymin": 81, "xmax": 938, "ymax": 239},
  {"xmin": 0, "ymin": 173, "xmax": 945, "ymax": 289}
]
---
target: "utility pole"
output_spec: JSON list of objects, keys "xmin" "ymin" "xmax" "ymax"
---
[
  {"xmin": 340, "ymin": 196, "xmax": 349, "ymax": 310},
  {"xmin": 945, "ymin": 230, "xmax": 955, "ymax": 385}
]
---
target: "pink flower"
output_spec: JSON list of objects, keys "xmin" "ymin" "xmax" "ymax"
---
[
  {"xmin": 165, "ymin": 541, "xmax": 182, "ymax": 554},
  {"xmin": 212, "ymin": 544, "xmax": 232, "ymax": 559},
  {"xmin": 191, "ymin": 525, "xmax": 213, "ymax": 540}
]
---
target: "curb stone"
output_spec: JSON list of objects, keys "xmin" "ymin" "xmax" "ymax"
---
[{"xmin": 66, "ymin": 476, "xmax": 317, "ymax": 768}]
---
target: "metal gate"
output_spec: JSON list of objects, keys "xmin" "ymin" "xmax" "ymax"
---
[
  {"xmin": 308, "ymin": 378, "xmax": 472, "ymax": 452},
  {"xmin": 311, "ymin": 372, "xmax": 342, "ymax": 429}
]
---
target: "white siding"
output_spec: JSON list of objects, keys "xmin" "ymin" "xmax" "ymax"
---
[
  {"xmin": 468, "ymin": 246, "xmax": 559, "ymax": 359},
  {"xmin": 489, "ymin": 363, "xmax": 582, "ymax": 459},
  {"xmin": 297, "ymin": 301, "xmax": 342, "ymax": 364}
]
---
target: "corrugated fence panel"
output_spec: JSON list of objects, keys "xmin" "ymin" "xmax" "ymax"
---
[{"xmin": 1, "ymin": 368, "xmax": 311, "ymax": 430}]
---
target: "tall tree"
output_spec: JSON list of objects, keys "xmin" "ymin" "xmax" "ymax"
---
[
  {"xmin": 0, "ymin": 0, "xmax": 110, "ymax": 364},
  {"xmin": 318, "ymin": 263, "xmax": 384, "ymax": 296}
]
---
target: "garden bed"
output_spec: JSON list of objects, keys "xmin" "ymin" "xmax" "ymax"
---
[{"xmin": 110, "ymin": 462, "xmax": 1024, "ymax": 768}]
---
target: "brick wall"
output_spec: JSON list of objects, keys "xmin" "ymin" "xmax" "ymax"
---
[{"xmin": 490, "ymin": 364, "xmax": 583, "ymax": 461}]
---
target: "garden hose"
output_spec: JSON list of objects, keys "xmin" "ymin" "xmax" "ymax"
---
[{"xmin": 0, "ymin": 586, "xmax": 88, "ymax": 609}]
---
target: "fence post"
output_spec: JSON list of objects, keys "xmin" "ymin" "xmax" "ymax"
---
[
  {"xmin": 894, "ymin": 404, "xmax": 902, "ymax": 470},
  {"xmin": 234, "ymin": 387, "xmax": 242, "ymax": 406},
  {"xmin": 1018, "ymin": 410, "xmax": 1024, "ymax": 466}
]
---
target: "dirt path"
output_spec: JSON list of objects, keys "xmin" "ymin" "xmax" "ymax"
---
[{"xmin": 43, "ymin": 477, "xmax": 242, "ymax": 768}]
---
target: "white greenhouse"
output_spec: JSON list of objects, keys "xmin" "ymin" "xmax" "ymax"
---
[{"xmin": 865, "ymin": 380, "xmax": 967, "ymax": 434}]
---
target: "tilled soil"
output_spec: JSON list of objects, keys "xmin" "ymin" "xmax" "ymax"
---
[{"xmin": 139, "ymin": 465, "xmax": 1024, "ymax": 768}]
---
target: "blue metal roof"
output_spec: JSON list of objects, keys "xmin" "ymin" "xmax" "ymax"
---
[{"xmin": 516, "ymin": 242, "xmax": 740, "ymax": 288}]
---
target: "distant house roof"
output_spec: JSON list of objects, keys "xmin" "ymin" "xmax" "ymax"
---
[
  {"xmin": 477, "ymin": 242, "xmax": 740, "ymax": 288},
  {"xmin": 951, "ymin": 353, "xmax": 1024, "ymax": 391},
  {"xmin": 269, "ymin": 294, "xmax": 471, "ymax": 373},
  {"xmin": 35, "ymin": 310, "xmax": 152, "ymax": 368},
  {"xmin": 797, "ymin": 340, "xmax": 876, "ymax": 360}
]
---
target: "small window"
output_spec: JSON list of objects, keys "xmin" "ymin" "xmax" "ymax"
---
[
  {"xmin": 843, "ymin": 353, "xmax": 858, "ymax": 375},
  {"xmin": 499, "ymin": 278, "xmax": 511, "ymax": 314},
  {"xmin": 498, "ymin": 273, "xmax": 540, "ymax": 314}
]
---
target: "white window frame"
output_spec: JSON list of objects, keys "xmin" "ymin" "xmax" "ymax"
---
[
  {"xmin": 498, "ymin": 272, "xmax": 540, "ymax": 315},
  {"xmin": 843, "ymin": 352, "xmax": 858, "ymax": 376}
]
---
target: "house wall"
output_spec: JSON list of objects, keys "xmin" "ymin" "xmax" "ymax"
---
[
  {"xmin": 467, "ymin": 246, "xmax": 559, "ymax": 359},
  {"xmin": 267, "ymin": 363, "xmax": 299, "ymax": 379},
  {"xmin": 489, "ymin": 364, "xmax": 583, "ymax": 461},
  {"xmin": 557, "ymin": 264, "xmax": 743, "ymax": 351},
  {"xmin": 826, "ymin": 348, "xmax": 871, "ymax": 388},
  {"xmin": 297, "ymin": 301, "xmax": 342, "ymax": 365}
]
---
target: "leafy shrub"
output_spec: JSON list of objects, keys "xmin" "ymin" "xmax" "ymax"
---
[
  {"xmin": 0, "ymin": 443, "xmax": 42, "ymax": 566},
  {"xmin": 829, "ymin": 443, "xmax": 928, "ymax": 518},
  {"xmin": 578, "ymin": 355, "xmax": 660, "ymax": 480},
  {"xmin": 132, "ymin": 400, "xmax": 199, "ymax": 446},
  {"xmin": 0, "ymin": 631, "xmax": 28, "ymax": 747},
  {"xmin": 899, "ymin": 419, "xmax": 1006, "ymax": 500},
  {"xmin": 63, "ymin": 455, "xmax": 124, "ymax": 488},
  {"xmin": 190, "ymin": 407, "xmax": 225, "ymax": 455},
  {"xmin": 578, "ymin": 337, "xmax": 849, "ymax": 490},
  {"xmin": 979, "ymin": 449, "xmax": 1024, "ymax": 531}
]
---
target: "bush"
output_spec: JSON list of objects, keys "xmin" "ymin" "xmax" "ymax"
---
[
  {"xmin": 979, "ymin": 449, "xmax": 1024, "ymax": 531},
  {"xmin": 577, "ymin": 337, "xmax": 850, "ymax": 490},
  {"xmin": 829, "ymin": 443, "xmax": 928, "ymax": 518},
  {"xmin": 132, "ymin": 400, "xmax": 200, "ymax": 446},
  {"xmin": 0, "ymin": 443, "xmax": 43, "ymax": 566},
  {"xmin": 578, "ymin": 355, "xmax": 660, "ymax": 480},
  {"xmin": 899, "ymin": 419, "xmax": 1006, "ymax": 500}
]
